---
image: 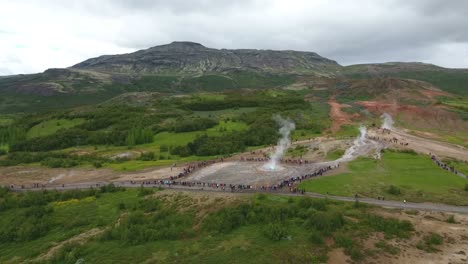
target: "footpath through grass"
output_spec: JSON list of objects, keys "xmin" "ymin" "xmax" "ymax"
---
[{"xmin": 300, "ymin": 151, "xmax": 468, "ymax": 205}]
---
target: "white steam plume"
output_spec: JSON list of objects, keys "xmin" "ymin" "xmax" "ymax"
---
[
  {"xmin": 264, "ymin": 115, "xmax": 295, "ymax": 171},
  {"xmin": 381, "ymin": 113, "xmax": 394, "ymax": 130},
  {"xmin": 337, "ymin": 126, "xmax": 368, "ymax": 162}
]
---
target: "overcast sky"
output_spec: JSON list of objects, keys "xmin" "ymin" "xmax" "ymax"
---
[{"xmin": 1, "ymin": 0, "xmax": 468, "ymax": 75}]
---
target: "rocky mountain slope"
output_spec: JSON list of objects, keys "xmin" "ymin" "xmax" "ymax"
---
[
  {"xmin": 72, "ymin": 41, "xmax": 341, "ymax": 75},
  {"xmin": 0, "ymin": 41, "xmax": 467, "ymax": 113}
]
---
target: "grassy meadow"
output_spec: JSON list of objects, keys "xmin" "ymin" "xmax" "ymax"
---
[
  {"xmin": 27, "ymin": 118, "xmax": 86, "ymax": 139},
  {"xmin": 300, "ymin": 151, "xmax": 468, "ymax": 205}
]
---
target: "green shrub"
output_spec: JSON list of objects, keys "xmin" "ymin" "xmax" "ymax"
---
[
  {"xmin": 93, "ymin": 161, "xmax": 102, "ymax": 168},
  {"xmin": 298, "ymin": 198, "xmax": 328, "ymax": 211},
  {"xmin": 308, "ymin": 229, "xmax": 324, "ymax": 245},
  {"xmin": 160, "ymin": 145, "xmax": 169, "ymax": 152},
  {"xmin": 426, "ymin": 233, "xmax": 443, "ymax": 245},
  {"xmin": 49, "ymin": 242, "xmax": 84, "ymax": 264},
  {"xmin": 364, "ymin": 214, "xmax": 413, "ymax": 238},
  {"xmin": 118, "ymin": 202, "xmax": 126, "ymax": 210},
  {"xmin": 335, "ymin": 234, "xmax": 364, "ymax": 261},
  {"xmin": 335, "ymin": 234, "xmax": 354, "ymax": 248},
  {"xmin": 138, "ymin": 151, "xmax": 155, "ymax": 161},
  {"xmin": 304, "ymin": 211, "xmax": 345, "ymax": 234},
  {"xmin": 375, "ymin": 241, "xmax": 400, "ymax": 255},
  {"xmin": 137, "ymin": 187, "xmax": 154, "ymax": 197},
  {"xmin": 0, "ymin": 186, "xmax": 10, "ymax": 198},
  {"xmin": 446, "ymin": 215, "xmax": 457, "ymax": 224},
  {"xmin": 349, "ymin": 247, "xmax": 364, "ymax": 261},
  {"xmin": 99, "ymin": 184, "xmax": 124, "ymax": 193},
  {"xmin": 104, "ymin": 209, "xmax": 194, "ymax": 244},
  {"xmin": 171, "ymin": 117, "xmax": 217, "ymax": 132},
  {"xmin": 386, "ymin": 185, "xmax": 401, "ymax": 195},
  {"xmin": 417, "ymin": 233, "xmax": 443, "ymax": 252},
  {"xmin": 263, "ymin": 222, "xmax": 289, "ymax": 241}
]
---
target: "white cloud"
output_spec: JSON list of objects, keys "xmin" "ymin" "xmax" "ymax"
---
[{"xmin": 1, "ymin": 0, "xmax": 468, "ymax": 75}]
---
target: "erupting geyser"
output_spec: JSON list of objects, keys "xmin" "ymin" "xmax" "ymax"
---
[
  {"xmin": 381, "ymin": 113, "xmax": 394, "ymax": 130},
  {"xmin": 263, "ymin": 115, "xmax": 295, "ymax": 171},
  {"xmin": 337, "ymin": 126, "xmax": 367, "ymax": 162}
]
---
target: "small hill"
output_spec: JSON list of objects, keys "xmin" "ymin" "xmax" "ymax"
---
[{"xmin": 343, "ymin": 62, "xmax": 468, "ymax": 96}]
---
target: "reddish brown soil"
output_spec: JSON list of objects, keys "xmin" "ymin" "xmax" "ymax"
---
[
  {"xmin": 328, "ymin": 98, "xmax": 360, "ymax": 133},
  {"xmin": 357, "ymin": 100, "xmax": 468, "ymax": 144}
]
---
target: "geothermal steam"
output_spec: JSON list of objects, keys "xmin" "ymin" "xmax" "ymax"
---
[
  {"xmin": 335, "ymin": 125, "xmax": 383, "ymax": 163},
  {"xmin": 381, "ymin": 113, "xmax": 394, "ymax": 130},
  {"xmin": 337, "ymin": 126, "xmax": 368, "ymax": 162},
  {"xmin": 264, "ymin": 116, "xmax": 295, "ymax": 171}
]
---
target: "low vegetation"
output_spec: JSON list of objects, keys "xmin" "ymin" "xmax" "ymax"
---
[
  {"xmin": 416, "ymin": 233, "xmax": 444, "ymax": 252},
  {"xmin": 26, "ymin": 118, "xmax": 85, "ymax": 139},
  {"xmin": 0, "ymin": 188, "xmax": 422, "ymax": 263},
  {"xmin": 0, "ymin": 90, "xmax": 330, "ymax": 168}
]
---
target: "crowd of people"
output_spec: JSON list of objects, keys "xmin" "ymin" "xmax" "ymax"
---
[
  {"xmin": 169, "ymin": 159, "xmax": 225, "ymax": 181},
  {"xmin": 430, "ymin": 153, "xmax": 467, "ymax": 178},
  {"xmin": 240, "ymin": 156, "xmax": 314, "ymax": 165},
  {"xmin": 123, "ymin": 162, "xmax": 339, "ymax": 194},
  {"xmin": 366, "ymin": 133, "xmax": 409, "ymax": 147}
]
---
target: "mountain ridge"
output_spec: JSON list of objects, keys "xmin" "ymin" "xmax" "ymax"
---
[
  {"xmin": 71, "ymin": 41, "xmax": 340, "ymax": 75},
  {"xmin": 1, "ymin": 41, "xmax": 467, "ymax": 113}
]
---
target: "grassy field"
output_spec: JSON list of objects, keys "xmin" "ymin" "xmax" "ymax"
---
[
  {"xmin": 95, "ymin": 121, "xmax": 249, "ymax": 171},
  {"xmin": 334, "ymin": 125, "xmax": 359, "ymax": 138},
  {"xmin": 151, "ymin": 120, "xmax": 248, "ymax": 147},
  {"xmin": 291, "ymin": 129, "xmax": 322, "ymax": 141},
  {"xmin": 0, "ymin": 188, "xmax": 419, "ymax": 263},
  {"xmin": 0, "ymin": 144, "xmax": 8, "ymax": 151},
  {"xmin": 61, "ymin": 120, "xmax": 248, "ymax": 154},
  {"xmin": 0, "ymin": 116, "xmax": 14, "ymax": 126},
  {"xmin": 27, "ymin": 118, "xmax": 86, "ymax": 139},
  {"xmin": 325, "ymin": 149, "xmax": 345, "ymax": 161},
  {"xmin": 299, "ymin": 151, "xmax": 468, "ymax": 205},
  {"xmin": 442, "ymin": 158, "xmax": 468, "ymax": 175},
  {"xmin": 441, "ymin": 99, "xmax": 468, "ymax": 111},
  {"xmin": 193, "ymin": 107, "xmax": 258, "ymax": 118}
]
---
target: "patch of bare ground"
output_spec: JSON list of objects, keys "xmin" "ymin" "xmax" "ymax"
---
[
  {"xmin": 0, "ymin": 163, "xmax": 186, "ymax": 186},
  {"xmin": 0, "ymin": 166, "xmax": 117, "ymax": 186},
  {"xmin": 113, "ymin": 166, "xmax": 186, "ymax": 182},
  {"xmin": 367, "ymin": 127, "xmax": 468, "ymax": 160},
  {"xmin": 35, "ymin": 228, "xmax": 105, "ymax": 261},
  {"xmin": 328, "ymin": 248, "xmax": 350, "ymax": 264},
  {"xmin": 360, "ymin": 209, "xmax": 468, "ymax": 264},
  {"xmin": 329, "ymin": 97, "xmax": 360, "ymax": 134}
]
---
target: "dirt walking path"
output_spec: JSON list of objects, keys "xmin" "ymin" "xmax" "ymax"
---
[{"xmin": 368, "ymin": 127, "xmax": 468, "ymax": 161}]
